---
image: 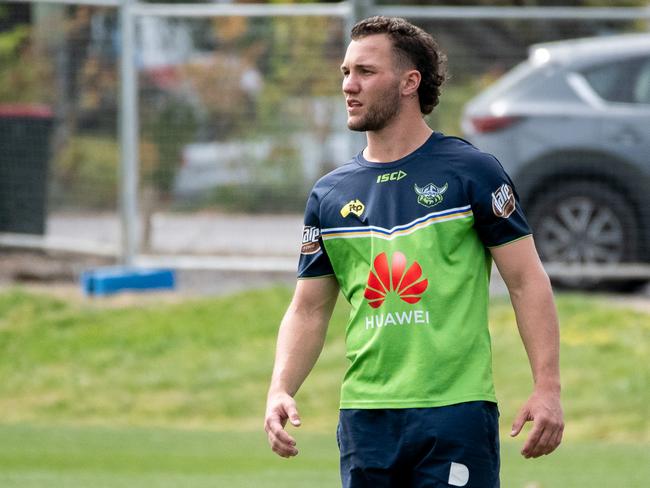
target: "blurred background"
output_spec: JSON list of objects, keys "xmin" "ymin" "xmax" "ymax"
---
[
  {"xmin": 0, "ymin": 1, "xmax": 648, "ymax": 487},
  {"xmin": 1, "ymin": 0, "xmax": 649, "ymax": 290}
]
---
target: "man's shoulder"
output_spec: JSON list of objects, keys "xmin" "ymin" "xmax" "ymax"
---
[
  {"xmin": 434, "ymin": 134, "xmax": 489, "ymax": 158},
  {"xmin": 432, "ymin": 135, "xmax": 504, "ymax": 177},
  {"xmin": 310, "ymin": 158, "xmax": 361, "ymax": 198}
]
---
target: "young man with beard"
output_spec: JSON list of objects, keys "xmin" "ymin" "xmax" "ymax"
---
[{"xmin": 264, "ymin": 16, "xmax": 563, "ymax": 487}]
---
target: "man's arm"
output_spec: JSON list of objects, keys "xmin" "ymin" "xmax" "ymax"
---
[
  {"xmin": 264, "ymin": 276, "xmax": 339, "ymax": 458},
  {"xmin": 490, "ymin": 236, "xmax": 564, "ymax": 458}
]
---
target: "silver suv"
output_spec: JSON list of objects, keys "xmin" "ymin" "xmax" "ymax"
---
[{"xmin": 462, "ymin": 33, "xmax": 650, "ymax": 279}]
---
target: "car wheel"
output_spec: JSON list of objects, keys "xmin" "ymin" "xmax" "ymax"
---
[{"xmin": 527, "ymin": 181, "xmax": 642, "ymax": 290}]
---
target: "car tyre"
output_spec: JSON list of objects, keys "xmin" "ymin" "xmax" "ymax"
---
[{"xmin": 527, "ymin": 180, "xmax": 644, "ymax": 291}]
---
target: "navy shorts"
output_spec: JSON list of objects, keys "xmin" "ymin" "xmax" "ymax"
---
[{"xmin": 337, "ymin": 401, "xmax": 500, "ymax": 488}]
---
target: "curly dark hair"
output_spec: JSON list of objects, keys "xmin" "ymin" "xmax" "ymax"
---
[{"xmin": 351, "ymin": 16, "xmax": 448, "ymax": 115}]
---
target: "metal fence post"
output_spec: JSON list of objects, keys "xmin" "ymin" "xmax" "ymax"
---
[{"xmin": 119, "ymin": 0, "xmax": 139, "ymax": 266}]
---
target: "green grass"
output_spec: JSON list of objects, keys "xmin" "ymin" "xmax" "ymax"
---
[
  {"xmin": 0, "ymin": 287, "xmax": 345, "ymax": 430},
  {"xmin": 491, "ymin": 294, "xmax": 650, "ymax": 443},
  {"xmin": 0, "ymin": 287, "xmax": 648, "ymax": 486},
  {"xmin": 0, "ymin": 424, "xmax": 647, "ymax": 488}
]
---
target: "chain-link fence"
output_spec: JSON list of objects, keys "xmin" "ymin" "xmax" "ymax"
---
[{"xmin": 1, "ymin": 1, "xmax": 649, "ymax": 287}]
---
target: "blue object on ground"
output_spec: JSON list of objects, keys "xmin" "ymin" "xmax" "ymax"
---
[{"xmin": 81, "ymin": 267, "xmax": 175, "ymax": 296}]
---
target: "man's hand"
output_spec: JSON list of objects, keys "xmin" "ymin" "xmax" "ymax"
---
[
  {"xmin": 511, "ymin": 388, "xmax": 564, "ymax": 458},
  {"xmin": 264, "ymin": 277, "xmax": 337, "ymax": 458},
  {"xmin": 492, "ymin": 239, "xmax": 564, "ymax": 459},
  {"xmin": 264, "ymin": 392, "xmax": 302, "ymax": 458}
]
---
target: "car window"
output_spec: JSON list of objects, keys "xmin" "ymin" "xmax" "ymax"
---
[{"xmin": 581, "ymin": 56, "xmax": 650, "ymax": 105}]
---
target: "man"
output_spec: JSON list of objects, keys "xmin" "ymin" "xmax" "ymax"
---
[{"xmin": 264, "ymin": 16, "xmax": 563, "ymax": 487}]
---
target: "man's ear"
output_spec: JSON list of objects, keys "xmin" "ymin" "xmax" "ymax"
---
[{"xmin": 402, "ymin": 70, "xmax": 421, "ymax": 97}]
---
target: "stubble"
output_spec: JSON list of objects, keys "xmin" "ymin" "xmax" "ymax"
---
[{"xmin": 347, "ymin": 80, "xmax": 402, "ymax": 132}]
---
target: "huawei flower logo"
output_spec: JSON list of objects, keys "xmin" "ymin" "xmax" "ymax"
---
[{"xmin": 363, "ymin": 252, "xmax": 428, "ymax": 309}]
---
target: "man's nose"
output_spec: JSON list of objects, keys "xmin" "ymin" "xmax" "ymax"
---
[{"xmin": 342, "ymin": 74, "xmax": 360, "ymax": 94}]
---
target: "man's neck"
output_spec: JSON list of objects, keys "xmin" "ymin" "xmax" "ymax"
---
[{"xmin": 363, "ymin": 118, "xmax": 433, "ymax": 163}]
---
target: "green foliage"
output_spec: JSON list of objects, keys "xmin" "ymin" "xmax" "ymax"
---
[
  {"xmin": 258, "ymin": 17, "xmax": 342, "ymax": 133},
  {"xmin": 428, "ymin": 79, "xmax": 483, "ymax": 136},
  {"xmin": 0, "ymin": 25, "xmax": 28, "ymax": 56},
  {"xmin": 141, "ymin": 98, "xmax": 199, "ymax": 196},
  {"xmin": 0, "ymin": 25, "xmax": 53, "ymax": 104},
  {"xmin": 50, "ymin": 136, "xmax": 119, "ymax": 210}
]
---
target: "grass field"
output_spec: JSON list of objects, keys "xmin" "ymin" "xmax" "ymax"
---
[
  {"xmin": 0, "ymin": 287, "xmax": 648, "ymax": 486},
  {"xmin": 0, "ymin": 424, "xmax": 648, "ymax": 488}
]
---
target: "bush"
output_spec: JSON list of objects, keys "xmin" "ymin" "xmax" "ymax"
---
[
  {"xmin": 0, "ymin": 25, "xmax": 54, "ymax": 105},
  {"xmin": 50, "ymin": 135, "xmax": 119, "ymax": 210},
  {"xmin": 50, "ymin": 135, "xmax": 157, "ymax": 211}
]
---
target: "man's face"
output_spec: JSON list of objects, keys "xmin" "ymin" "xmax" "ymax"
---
[{"xmin": 341, "ymin": 34, "xmax": 403, "ymax": 132}]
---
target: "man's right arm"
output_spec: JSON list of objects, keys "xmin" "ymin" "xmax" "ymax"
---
[{"xmin": 264, "ymin": 275, "xmax": 339, "ymax": 458}]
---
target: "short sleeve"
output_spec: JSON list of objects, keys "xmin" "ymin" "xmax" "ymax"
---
[
  {"xmin": 297, "ymin": 186, "xmax": 335, "ymax": 278},
  {"xmin": 466, "ymin": 153, "xmax": 532, "ymax": 247}
]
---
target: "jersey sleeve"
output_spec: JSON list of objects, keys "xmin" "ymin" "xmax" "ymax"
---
[
  {"xmin": 297, "ymin": 185, "xmax": 335, "ymax": 278},
  {"xmin": 465, "ymin": 153, "xmax": 532, "ymax": 247}
]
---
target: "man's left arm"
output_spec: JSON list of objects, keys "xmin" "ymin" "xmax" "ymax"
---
[{"xmin": 490, "ymin": 236, "xmax": 564, "ymax": 458}]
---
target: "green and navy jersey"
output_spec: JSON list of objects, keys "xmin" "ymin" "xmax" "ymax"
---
[{"xmin": 298, "ymin": 132, "xmax": 531, "ymax": 409}]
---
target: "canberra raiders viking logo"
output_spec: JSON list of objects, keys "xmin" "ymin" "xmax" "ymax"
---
[{"xmin": 414, "ymin": 182, "xmax": 448, "ymax": 208}]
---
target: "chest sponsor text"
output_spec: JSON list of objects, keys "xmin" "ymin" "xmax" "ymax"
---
[{"xmin": 365, "ymin": 309, "xmax": 431, "ymax": 329}]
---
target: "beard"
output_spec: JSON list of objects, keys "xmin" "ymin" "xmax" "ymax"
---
[{"xmin": 347, "ymin": 82, "xmax": 401, "ymax": 132}]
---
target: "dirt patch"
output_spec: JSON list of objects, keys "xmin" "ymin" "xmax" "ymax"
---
[
  {"xmin": 0, "ymin": 249, "xmax": 114, "ymax": 284},
  {"xmin": 0, "ymin": 249, "xmax": 296, "ymax": 305}
]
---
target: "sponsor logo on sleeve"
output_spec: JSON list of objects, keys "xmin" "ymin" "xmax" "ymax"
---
[
  {"xmin": 414, "ymin": 182, "xmax": 448, "ymax": 208},
  {"xmin": 491, "ymin": 183, "xmax": 516, "ymax": 218},
  {"xmin": 301, "ymin": 226, "xmax": 321, "ymax": 255},
  {"xmin": 340, "ymin": 199, "xmax": 365, "ymax": 218}
]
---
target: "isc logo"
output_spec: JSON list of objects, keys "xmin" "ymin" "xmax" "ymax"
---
[{"xmin": 376, "ymin": 170, "xmax": 407, "ymax": 183}]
